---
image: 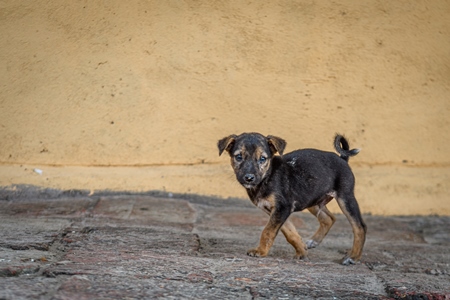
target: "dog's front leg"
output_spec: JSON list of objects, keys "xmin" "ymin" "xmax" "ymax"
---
[{"xmin": 247, "ymin": 207, "xmax": 290, "ymax": 257}]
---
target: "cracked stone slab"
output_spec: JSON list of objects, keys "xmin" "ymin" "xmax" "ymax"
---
[
  {"xmin": 0, "ymin": 217, "xmax": 71, "ymax": 251},
  {"xmin": 0, "ymin": 194, "xmax": 449, "ymax": 299},
  {"xmin": 0, "ymin": 248, "xmax": 59, "ymax": 278},
  {"xmin": 0, "ymin": 197, "xmax": 96, "ymax": 217},
  {"xmin": 44, "ymin": 226, "xmax": 201, "ymax": 278},
  {"xmin": 0, "ymin": 277, "xmax": 60, "ymax": 299},
  {"xmin": 48, "ymin": 256, "xmax": 387, "ymax": 299},
  {"xmin": 91, "ymin": 196, "xmax": 197, "ymax": 224},
  {"xmin": 52, "ymin": 274, "xmax": 253, "ymax": 300},
  {"xmin": 381, "ymin": 272, "xmax": 450, "ymax": 299}
]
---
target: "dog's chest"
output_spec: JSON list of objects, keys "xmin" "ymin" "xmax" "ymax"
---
[{"xmin": 251, "ymin": 195, "xmax": 275, "ymax": 214}]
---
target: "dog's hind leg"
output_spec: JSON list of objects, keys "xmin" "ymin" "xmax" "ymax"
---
[
  {"xmin": 306, "ymin": 203, "xmax": 336, "ymax": 249},
  {"xmin": 335, "ymin": 194, "xmax": 367, "ymax": 265},
  {"xmin": 255, "ymin": 206, "xmax": 307, "ymax": 259},
  {"xmin": 280, "ymin": 219, "xmax": 308, "ymax": 259}
]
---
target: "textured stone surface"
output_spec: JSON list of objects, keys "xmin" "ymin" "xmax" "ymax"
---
[{"xmin": 0, "ymin": 194, "xmax": 449, "ymax": 299}]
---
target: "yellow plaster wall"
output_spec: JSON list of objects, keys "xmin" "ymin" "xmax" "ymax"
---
[{"xmin": 1, "ymin": 1, "xmax": 449, "ymax": 215}]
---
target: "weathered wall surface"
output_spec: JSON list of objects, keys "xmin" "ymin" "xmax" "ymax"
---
[{"xmin": 1, "ymin": 1, "xmax": 449, "ymax": 215}]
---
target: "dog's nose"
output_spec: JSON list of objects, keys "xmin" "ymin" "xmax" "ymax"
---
[{"xmin": 244, "ymin": 174, "xmax": 255, "ymax": 183}]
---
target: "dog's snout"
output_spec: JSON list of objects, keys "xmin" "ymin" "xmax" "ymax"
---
[{"xmin": 244, "ymin": 174, "xmax": 255, "ymax": 183}]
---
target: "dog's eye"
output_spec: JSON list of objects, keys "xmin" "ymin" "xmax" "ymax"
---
[
  {"xmin": 235, "ymin": 154, "xmax": 243, "ymax": 162},
  {"xmin": 259, "ymin": 156, "xmax": 267, "ymax": 164}
]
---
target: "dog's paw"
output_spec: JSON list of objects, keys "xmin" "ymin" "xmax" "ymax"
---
[
  {"xmin": 294, "ymin": 253, "xmax": 309, "ymax": 261},
  {"xmin": 306, "ymin": 239, "xmax": 319, "ymax": 249},
  {"xmin": 247, "ymin": 248, "xmax": 267, "ymax": 257},
  {"xmin": 341, "ymin": 256, "xmax": 356, "ymax": 265},
  {"xmin": 293, "ymin": 246, "xmax": 308, "ymax": 260}
]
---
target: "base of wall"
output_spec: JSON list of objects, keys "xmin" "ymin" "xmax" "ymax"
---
[{"xmin": 0, "ymin": 164, "xmax": 448, "ymax": 216}]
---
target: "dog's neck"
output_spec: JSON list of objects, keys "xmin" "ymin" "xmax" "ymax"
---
[{"xmin": 245, "ymin": 169, "xmax": 272, "ymax": 202}]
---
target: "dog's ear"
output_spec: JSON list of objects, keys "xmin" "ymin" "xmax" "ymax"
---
[
  {"xmin": 218, "ymin": 135, "xmax": 237, "ymax": 156},
  {"xmin": 267, "ymin": 135, "xmax": 286, "ymax": 155}
]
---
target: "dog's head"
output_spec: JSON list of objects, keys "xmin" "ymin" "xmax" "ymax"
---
[{"xmin": 218, "ymin": 133, "xmax": 286, "ymax": 189}]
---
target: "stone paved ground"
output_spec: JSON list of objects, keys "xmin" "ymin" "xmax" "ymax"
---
[{"xmin": 0, "ymin": 188, "xmax": 449, "ymax": 299}]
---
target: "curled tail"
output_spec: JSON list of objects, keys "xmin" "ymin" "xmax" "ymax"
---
[{"xmin": 334, "ymin": 134, "xmax": 360, "ymax": 162}]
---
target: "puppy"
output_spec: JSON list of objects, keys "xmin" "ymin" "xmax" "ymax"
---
[{"xmin": 218, "ymin": 133, "xmax": 366, "ymax": 265}]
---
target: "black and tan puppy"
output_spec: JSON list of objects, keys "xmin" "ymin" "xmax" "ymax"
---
[{"xmin": 218, "ymin": 133, "xmax": 367, "ymax": 265}]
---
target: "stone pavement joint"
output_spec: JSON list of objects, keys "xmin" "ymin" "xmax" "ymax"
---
[{"xmin": 0, "ymin": 187, "xmax": 449, "ymax": 299}]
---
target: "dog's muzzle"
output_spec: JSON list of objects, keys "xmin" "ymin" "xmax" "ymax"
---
[
  {"xmin": 241, "ymin": 174, "xmax": 257, "ymax": 189},
  {"xmin": 244, "ymin": 174, "xmax": 255, "ymax": 183}
]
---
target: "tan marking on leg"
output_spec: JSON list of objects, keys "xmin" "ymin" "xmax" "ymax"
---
[
  {"xmin": 247, "ymin": 214, "xmax": 282, "ymax": 257},
  {"xmin": 251, "ymin": 194, "xmax": 305, "ymax": 258},
  {"xmin": 281, "ymin": 219, "xmax": 307, "ymax": 259},
  {"xmin": 248, "ymin": 194, "xmax": 290, "ymax": 257},
  {"xmin": 307, "ymin": 204, "xmax": 336, "ymax": 248}
]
